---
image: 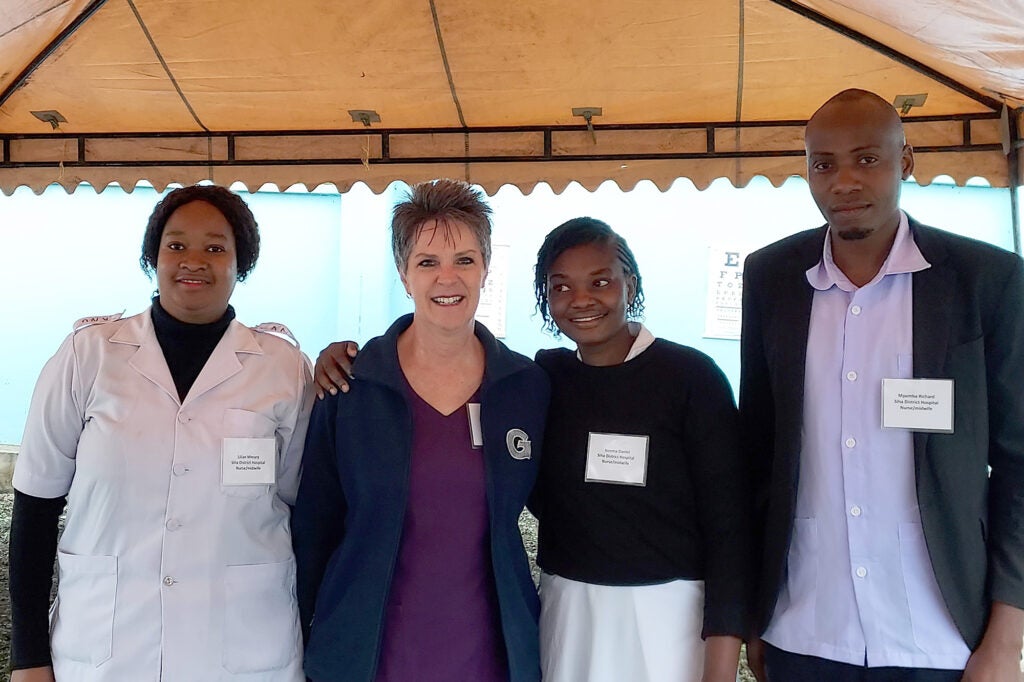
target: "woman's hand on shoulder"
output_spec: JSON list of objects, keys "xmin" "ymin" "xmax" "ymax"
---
[
  {"xmin": 11, "ymin": 667, "xmax": 56, "ymax": 682},
  {"xmin": 314, "ymin": 341, "xmax": 360, "ymax": 399}
]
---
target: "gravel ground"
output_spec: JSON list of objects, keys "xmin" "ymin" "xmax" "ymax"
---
[
  {"xmin": 0, "ymin": 499, "xmax": 753, "ymax": 679},
  {"xmin": 0, "ymin": 492, "xmax": 11, "ymax": 676}
]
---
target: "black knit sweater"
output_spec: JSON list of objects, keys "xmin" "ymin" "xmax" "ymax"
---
[{"xmin": 532, "ymin": 339, "xmax": 753, "ymax": 637}]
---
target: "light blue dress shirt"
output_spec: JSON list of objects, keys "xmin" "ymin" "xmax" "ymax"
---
[{"xmin": 762, "ymin": 212, "xmax": 972, "ymax": 669}]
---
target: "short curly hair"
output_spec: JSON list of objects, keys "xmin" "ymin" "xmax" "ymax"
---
[
  {"xmin": 534, "ymin": 216, "xmax": 645, "ymax": 335},
  {"xmin": 140, "ymin": 185, "xmax": 260, "ymax": 281}
]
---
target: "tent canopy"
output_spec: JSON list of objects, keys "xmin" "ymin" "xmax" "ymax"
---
[{"xmin": 1, "ymin": 0, "xmax": 1022, "ymax": 193}]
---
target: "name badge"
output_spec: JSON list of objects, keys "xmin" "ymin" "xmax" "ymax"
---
[
  {"xmin": 467, "ymin": 403, "xmax": 484, "ymax": 449},
  {"xmin": 585, "ymin": 432, "xmax": 649, "ymax": 486},
  {"xmin": 881, "ymin": 378, "xmax": 954, "ymax": 433},
  {"xmin": 222, "ymin": 438, "xmax": 276, "ymax": 485}
]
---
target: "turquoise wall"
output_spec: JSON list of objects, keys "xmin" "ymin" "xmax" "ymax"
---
[{"xmin": 0, "ymin": 178, "xmax": 1016, "ymax": 444}]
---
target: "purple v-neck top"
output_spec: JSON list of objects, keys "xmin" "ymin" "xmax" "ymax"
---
[{"xmin": 374, "ymin": 386, "xmax": 508, "ymax": 682}]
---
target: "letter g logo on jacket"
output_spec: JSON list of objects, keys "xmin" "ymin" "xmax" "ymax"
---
[{"xmin": 505, "ymin": 429, "xmax": 531, "ymax": 460}]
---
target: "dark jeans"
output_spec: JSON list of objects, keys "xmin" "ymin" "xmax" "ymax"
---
[{"xmin": 765, "ymin": 643, "xmax": 963, "ymax": 682}]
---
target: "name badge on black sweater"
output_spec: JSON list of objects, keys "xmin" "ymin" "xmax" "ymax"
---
[{"xmin": 584, "ymin": 432, "xmax": 649, "ymax": 486}]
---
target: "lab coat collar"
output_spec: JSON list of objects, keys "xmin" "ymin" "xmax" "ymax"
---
[{"xmin": 109, "ymin": 307, "xmax": 263, "ymax": 405}]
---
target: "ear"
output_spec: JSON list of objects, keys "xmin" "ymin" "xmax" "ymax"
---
[
  {"xmin": 399, "ymin": 270, "xmax": 411, "ymax": 297},
  {"xmin": 627, "ymin": 274, "xmax": 638, "ymax": 306},
  {"xmin": 480, "ymin": 267, "xmax": 489, "ymax": 290},
  {"xmin": 900, "ymin": 144, "xmax": 915, "ymax": 180}
]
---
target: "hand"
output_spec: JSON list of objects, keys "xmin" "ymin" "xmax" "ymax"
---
[
  {"xmin": 313, "ymin": 341, "xmax": 359, "ymax": 399},
  {"xmin": 744, "ymin": 638, "xmax": 768, "ymax": 682},
  {"xmin": 962, "ymin": 602, "xmax": 1024, "ymax": 681},
  {"xmin": 701, "ymin": 635, "xmax": 741, "ymax": 682},
  {"xmin": 11, "ymin": 667, "xmax": 56, "ymax": 682},
  {"xmin": 961, "ymin": 645, "xmax": 1023, "ymax": 681}
]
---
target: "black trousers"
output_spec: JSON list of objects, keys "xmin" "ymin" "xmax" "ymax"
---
[{"xmin": 765, "ymin": 643, "xmax": 963, "ymax": 682}]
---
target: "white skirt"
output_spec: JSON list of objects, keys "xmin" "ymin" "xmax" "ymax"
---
[{"xmin": 539, "ymin": 572, "xmax": 707, "ymax": 682}]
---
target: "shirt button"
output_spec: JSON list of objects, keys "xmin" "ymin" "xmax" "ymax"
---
[
  {"xmin": 850, "ymin": 505, "xmax": 862, "ymax": 517},
  {"xmin": 845, "ymin": 437, "xmax": 857, "ymax": 448},
  {"xmin": 846, "ymin": 371, "xmax": 858, "ymax": 381},
  {"xmin": 851, "ymin": 305, "xmax": 862, "ymax": 315},
  {"xmin": 855, "ymin": 566, "xmax": 868, "ymax": 578},
  {"xmin": 172, "ymin": 464, "xmax": 189, "ymax": 476},
  {"xmin": 165, "ymin": 518, "xmax": 182, "ymax": 531},
  {"xmin": 163, "ymin": 576, "xmax": 176, "ymax": 586}
]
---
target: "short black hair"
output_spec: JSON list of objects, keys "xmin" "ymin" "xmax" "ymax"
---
[
  {"xmin": 533, "ymin": 216, "xmax": 645, "ymax": 335},
  {"xmin": 140, "ymin": 185, "xmax": 260, "ymax": 281}
]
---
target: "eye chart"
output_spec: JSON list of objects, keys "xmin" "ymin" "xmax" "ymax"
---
[
  {"xmin": 703, "ymin": 246, "xmax": 748, "ymax": 340},
  {"xmin": 476, "ymin": 244, "xmax": 510, "ymax": 338}
]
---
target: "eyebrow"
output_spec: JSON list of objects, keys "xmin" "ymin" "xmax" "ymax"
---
[
  {"xmin": 162, "ymin": 229, "xmax": 230, "ymax": 239},
  {"xmin": 411, "ymin": 249, "xmax": 480, "ymax": 259},
  {"xmin": 810, "ymin": 145, "xmax": 883, "ymax": 156},
  {"xmin": 549, "ymin": 267, "xmax": 615, "ymax": 279}
]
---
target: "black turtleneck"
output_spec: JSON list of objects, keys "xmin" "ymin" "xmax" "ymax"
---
[{"xmin": 151, "ymin": 296, "xmax": 235, "ymax": 401}]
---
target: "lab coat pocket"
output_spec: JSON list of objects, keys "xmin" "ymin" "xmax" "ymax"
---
[
  {"xmin": 222, "ymin": 558, "xmax": 300, "ymax": 673},
  {"xmin": 50, "ymin": 551, "xmax": 117, "ymax": 666},
  {"xmin": 221, "ymin": 408, "xmax": 277, "ymax": 499}
]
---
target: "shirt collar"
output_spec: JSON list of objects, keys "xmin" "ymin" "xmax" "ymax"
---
[
  {"xmin": 575, "ymin": 322, "xmax": 655, "ymax": 363},
  {"xmin": 806, "ymin": 210, "xmax": 931, "ymax": 292}
]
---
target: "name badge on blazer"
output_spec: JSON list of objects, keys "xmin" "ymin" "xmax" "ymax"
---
[
  {"xmin": 881, "ymin": 378, "xmax": 954, "ymax": 433},
  {"xmin": 222, "ymin": 438, "xmax": 276, "ymax": 485},
  {"xmin": 585, "ymin": 432, "xmax": 649, "ymax": 486}
]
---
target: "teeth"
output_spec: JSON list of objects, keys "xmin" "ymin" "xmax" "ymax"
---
[
  {"xmin": 573, "ymin": 315, "xmax": 602, "ymax": 322},
  {"xmin": 433, "ymin": 296, "xmax": 462, "ymax": 305}
]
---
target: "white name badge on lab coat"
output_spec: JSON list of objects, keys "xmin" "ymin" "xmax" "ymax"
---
[
  {"xmin": 585, "ymin": 432, "xmax": 649, "ymax": 486},
  {"xmin": 881, "ymin": 378, "xmax": 954, "ymax": 433},
  {"xmin": 222, "ymin": 438, "xmax": 276, "ymax": 485}
]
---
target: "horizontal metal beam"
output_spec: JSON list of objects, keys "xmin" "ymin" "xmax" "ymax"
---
[
  {"xmin": 0, "ymin": 146, "xmax": 1002, "ymax": 170},
  {"xmin": 0, "ymin": 112, "xmax": 1001, "ymax": 141}
]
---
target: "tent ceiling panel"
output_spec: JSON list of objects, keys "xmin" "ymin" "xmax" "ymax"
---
[
  {"xmin": 794, "ymin": 0, "xmax": 1024, "ymax": 107},
  {"xmin": 0, "ymin": 0, "xmax": 1020, "ymax": 192},
  {"xmin": 0, "ymin": 0, "xmax": 93, "ymax": 95},
  {"xmin": 741, "ymin": 0, "xmax": 992, "ymax": 119}
]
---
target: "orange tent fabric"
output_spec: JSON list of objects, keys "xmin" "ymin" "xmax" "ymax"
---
[{"xmin": 1, "ymin": 0, "xmax": 1021, "ymax": 193}]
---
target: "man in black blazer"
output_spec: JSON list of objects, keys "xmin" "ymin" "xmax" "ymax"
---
[{"xmin": 741, "ymin": 89, "xmax": 1024, "ymax": 681}]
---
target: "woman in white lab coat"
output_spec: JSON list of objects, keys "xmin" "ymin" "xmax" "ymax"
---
[{"xmin": 8, "ymin": 185, "xmax": 313, "ymax": 682}]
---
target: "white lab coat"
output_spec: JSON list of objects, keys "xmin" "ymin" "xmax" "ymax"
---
[{"xmin": 14, "ymin": 308, "xmax": 313, "ymax": 682}]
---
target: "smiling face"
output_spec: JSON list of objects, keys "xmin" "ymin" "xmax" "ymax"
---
[
  {"xmin": 547, "ymin": 241, "xmax": 637, "ymax": 365},
  {"xmin": 400, "ymin": 218, "xmax": 487, "ymax": 333},
  {"xmin": 805, "ymin": 94, "xmax": 914, "ymax": 243},
  {"xmin": 156, "ymin": 200, "xmax": 238, "ymax": 324}
]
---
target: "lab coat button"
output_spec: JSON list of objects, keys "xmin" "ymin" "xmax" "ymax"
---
[
  {"xmin": 163, "ymin": 576, "xmax": 176, "ymax": 586},
  {"xmin": 166, "ymin": 518, "xmax": 182, "ymax": 531},
  {"xmin": 177, "ymin": 413, "xmax": 191, "ymax": 424},
  {"xmin": 172, "ymin": 464, "xmax": 189, "ymax": 476}
]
